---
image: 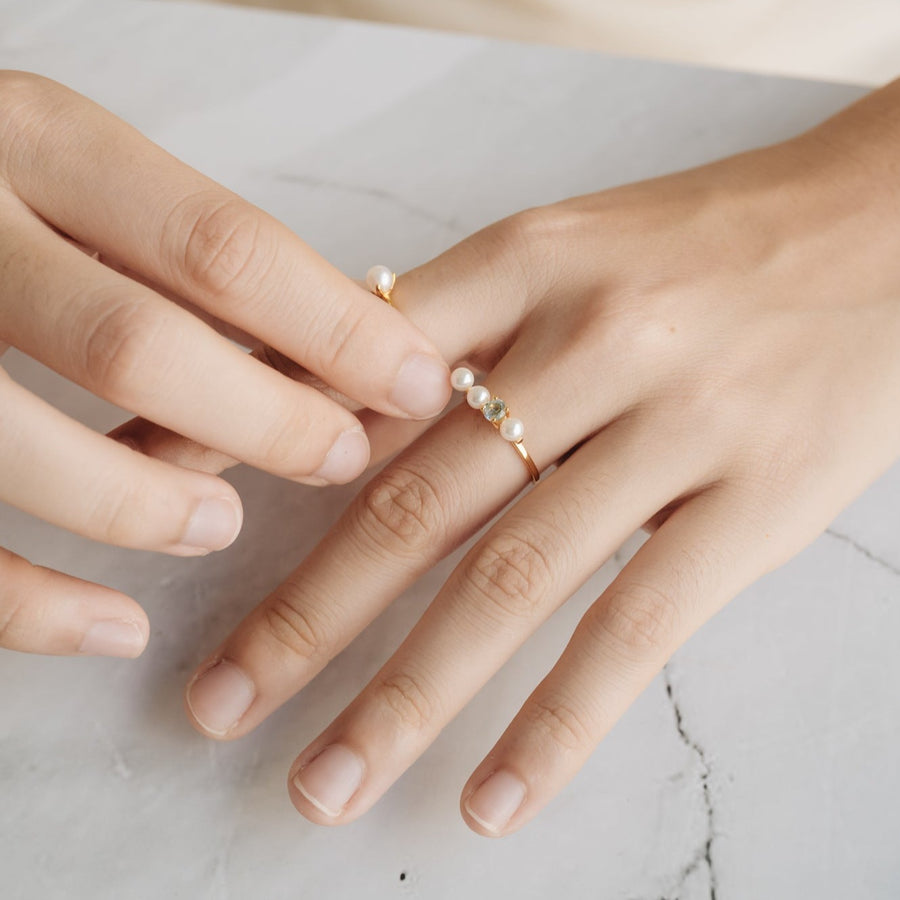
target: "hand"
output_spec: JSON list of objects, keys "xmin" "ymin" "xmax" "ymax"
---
[
  {"xmin": 0, "ymin": 72, "xmax": 450, "ymax": 658},
  {"xmin": 170, "ymin": 80, "xmax": 900, "ymax": 834}
]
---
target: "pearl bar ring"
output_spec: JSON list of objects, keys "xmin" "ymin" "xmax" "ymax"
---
[{"xmin": 451, "ymin": 367, "xmax": 540, "ymax": 483}]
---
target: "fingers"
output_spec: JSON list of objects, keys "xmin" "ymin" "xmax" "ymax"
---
[
  {"xmin": 0, "ymin": 71, "xmax": 450, "ymax": 420},
  {"xmin": 461, "ymin": 486, "xmax": 761, "ymax": 836},
  {"xmin": 0, "ymin": 201, "xmax": 370, "ymax": 484},
  {"xmin": 109, "ymin": 398, "xmax": 441, "ymax": 478},
  {"xmin": 284, "ymin": 415, "xmax": 711, "ymax": 825},
  {"xmin": 182, "ymin": 341, "xmax": 624, "ymax": 739},
  {"xmin": 182, "ymin": 405, "xmax": 518, "ymax": 738},
  {"xmin": 0, "ymin": 372, "xmax": 242, "ymax": 555},
  {"xmin": 0, "ymin": 547, "xmax": 148, "ymax": 657}
]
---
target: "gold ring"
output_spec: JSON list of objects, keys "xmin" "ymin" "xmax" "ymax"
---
[
  {"xmin": 367, "ymin": 268, "xmax": 539, "ymax": 483},
  {"xmin": 450, "ymin": 367, "xmax": 540, "ymax": 483}
]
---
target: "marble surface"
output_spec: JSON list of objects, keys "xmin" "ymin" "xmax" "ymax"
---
[{"xmin": 0, "ymin": 1, "xmax": 897, "ymax": 897}]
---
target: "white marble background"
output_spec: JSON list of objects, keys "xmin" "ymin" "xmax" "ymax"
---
[{"xmin": 0, "ymin": 1, "xmax": 897, "ymax": 897}]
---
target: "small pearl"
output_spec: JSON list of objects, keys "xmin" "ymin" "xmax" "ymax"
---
[
  {"xmin": 467, "ymin": 385, "xmax": 491, "ymax": 409},
  {"xmin": 366, "ymin": 265, "xmax": 395, "ymax": 295},
  {"xmin": 500, "ymin": 417, "xmax": 525, "ymax": 442},
  {"xmin": 450, "ymin": 367, "xmax": 475, "ymax": 391}
]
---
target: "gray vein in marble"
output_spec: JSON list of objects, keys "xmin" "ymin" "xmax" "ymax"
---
[
  {"xmin": 271, "ymin": 172, "xmax": 465, "ymax": 234},
  {"xmin": 663, "ymin": 666, "xmax": 718, "ymax": 900},
  {"xmin": 825, "ymin": 528, "xmax": 900, "ymax": 579}
]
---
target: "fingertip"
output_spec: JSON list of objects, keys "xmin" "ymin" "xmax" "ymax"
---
[
  {"xmin": 78, "ymin": 617, "xmax": 148, "ymax": 658},
  {"xmin": 184, "ymin": 658, "xmax": 255, "ymax": 739},
  {"xmin": 174, "ymin": 490, "xmax": 243, "ymax": 556},
  {"xmin": 461, "ymin": 769, "xmax": 527, "ymax": 838},
  {"xmin": 310, "ymin": 426, "xmax": 370, "ymax": 485},
  {"xmin": 390, "ymin": 353, "xmax": 452, "ymax": 420}
]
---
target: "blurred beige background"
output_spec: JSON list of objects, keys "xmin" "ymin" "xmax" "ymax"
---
[{"xmin": 202, "ymin": 0, "xmax": 899, "ymax": 85}]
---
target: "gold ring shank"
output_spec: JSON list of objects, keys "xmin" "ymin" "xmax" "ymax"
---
[{"xmin": 510, "ymin": 438, "xmax": 540, "ymax": 483}]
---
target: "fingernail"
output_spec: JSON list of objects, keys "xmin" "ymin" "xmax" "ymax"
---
[
  {"xmin": 292, "ymin": 745, "xmax": 364, "ymax": 817},
  {"xmin": 464, "ymin": 770, "xmax": 526, "ymax": 834},
  {"xmin": 186, "ymin": 660, "xmax": 255, "ymax": 736},
  {"xmin": 312, "ymin": 428, "xmax": 369, "ymax": 484},
  {"xmin": 79, "ymin": 620, "xmax": 146, "ymax": 657},
  {"xmin": 182, "ymin": 497, "xmax": 242, "ymax": 552},
  {"xmin": 391, "ymin": 353, "xmax": 451, "ymax": 419}
]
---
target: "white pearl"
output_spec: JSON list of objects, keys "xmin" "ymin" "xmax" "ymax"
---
[
  {"xmin": 466, "ymin": 385, "xmax": 491, "ymax": 409},
  {"xmin": 366, "ymin": 265, "xmax": 395, "ymax": 294},
  {"xmin": 450, "ymin": 367, "xmax": 475, "ymax": 392},
  {"xmin": 500, "ymin": 417, "xmax": 525, "ymax": 442}
]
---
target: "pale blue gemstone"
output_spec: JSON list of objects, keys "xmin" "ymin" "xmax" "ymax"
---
[{"xmin": 483, "ymin": 398, "xmax": 507, "ymax": 422}]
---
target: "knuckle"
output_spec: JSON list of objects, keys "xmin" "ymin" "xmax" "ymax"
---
[
  {"xmin": 482, "ymin": 205, "xmax": 573, "ymax": 304},
  {"xmin": 317, "ymin": 307, "xmax": 369, "ymax": 373},
  {"xmin": 0, "ymin": 551, "xmax": 49, "ymax": 650},
  {"xmin": 375, "ymin": 670, "xmax": 436, "ymax": 733},
  {"xmin": 354, "ymin": 465, "xmax": 444, "ymax": 556},
  {"xmin": 256, "ymin": 405, "xmax": 314, "ymax": 475},
  {"xmin": 595, "ymin": 581, "xmax": 681, "ymax": 656},
  {"xmin": 523, "ymin": 696, "xmax": 591, "ymax": 752},
  {"xmin": 0, "ymin": 565, "xmax": 29, "ymax": 648},
  {"xmin": 81, "ymin": 298, "xmax": 168, "ymax": 402},
  {"xmin": 83, "ymin": 481, "xmax": 149, "ymax": 546},
  {"xmin": 462, "ymin": 531, "xmax": 553, "ymax": 623},
  {"xmin": 0, "ymin": 71, "xmax": 58, "ymax": 176},
  {"xmin": 171, "ymin": 194, "xmax": 277, "ymax": 300},
  {"xmin": 262, "ymin": 587, "xmax": 334, "ymax": 663}
]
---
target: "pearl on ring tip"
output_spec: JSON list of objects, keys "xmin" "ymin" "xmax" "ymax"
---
[
  {"xmin": 466, "ymin": 385, "xmax": 491, "ymax": 409},
  {"xmin": 366, "ymin": 265, "xmax": 395, "ymax": 295},
  {"xmin": 499, "ymin": 416, "xmax": 525, "ymax": 442},
  {"xmin": 450, "ymin": 367, "xmax": 475, "ymax": 391}
]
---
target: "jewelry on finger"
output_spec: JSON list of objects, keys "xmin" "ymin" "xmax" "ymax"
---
[
  {"xmin": 451, "ymin": 367, "xmax": 540, "ymax": 483},
  {"xmin": 366, "ymin": 264, "xmax": 396, "ymax": 306}
]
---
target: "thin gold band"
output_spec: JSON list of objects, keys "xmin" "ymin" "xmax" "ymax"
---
[{"xmin": 509, "ymin": 437, "xmax": 540, "ymax": 483}]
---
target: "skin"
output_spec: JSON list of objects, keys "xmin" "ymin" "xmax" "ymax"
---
[
  {"xmin": 148, "ymin": 76, "xmax": 899, "ymax": 836},
  {"xmin": 0, "ymin": 71, "xmax": 450, "ymax": 657},
  {"xmin": 4, "ymin": 71, "xmax": 900, "ymax": 834}
]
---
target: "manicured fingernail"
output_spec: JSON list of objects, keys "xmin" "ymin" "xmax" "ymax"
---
[
  {"xmin": 186, "ymin": 660, "xmax": 255, "ymax": 736},
  {"xmin": 464, "ymin": 771, "xmax": 526, "ymax": 834},
  {"xmin": 182, "ymin": 497, "xmax": 242, "ymax": 552},
  {"xmin": 391, "ymin": 353, "xmax": 451, "ymax": 419},
  {"xmin": 292, "ymin": 745, "xmax": 364, "ymax": 817},
  {"xmin": 79, "ymin": 620, "xmax": 146, "ymax": 657},
  {"xmin": 312, "ymin": 428, "xmax": 369, "ymax": 484}
]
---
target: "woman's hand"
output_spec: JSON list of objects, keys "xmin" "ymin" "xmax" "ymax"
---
[
  {"xmin": 156, "ymin": 80, "xmax": 900, "ymax": 833},
  {"xmin": 0, "ymin": 71, "xmax": 450, "ymax": 658}
]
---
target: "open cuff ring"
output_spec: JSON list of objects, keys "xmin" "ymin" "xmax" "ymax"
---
[
  {"xmin": 367, "ymin": 265, "xmax": 539, "ymax": 483},
  {"xmin": 450, "ymin": 367, "xmax": 540, "ymax": 483}
]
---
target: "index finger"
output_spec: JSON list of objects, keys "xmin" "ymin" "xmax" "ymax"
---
[{"xmin": 0, "ymin": 71, "xmax": 450, "ymax": 420}]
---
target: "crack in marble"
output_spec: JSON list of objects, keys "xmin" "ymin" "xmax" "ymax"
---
[
  {"xmin": 663, "ymin": 666, "xmax": 718, "ymax": 900},
  {"xmin": 272, "ymin": 172, "xmax": 464, "ymax": 234},
  {"xmin": 825, "ymin": 528, "xmax": 900, "ymax": 579}
]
